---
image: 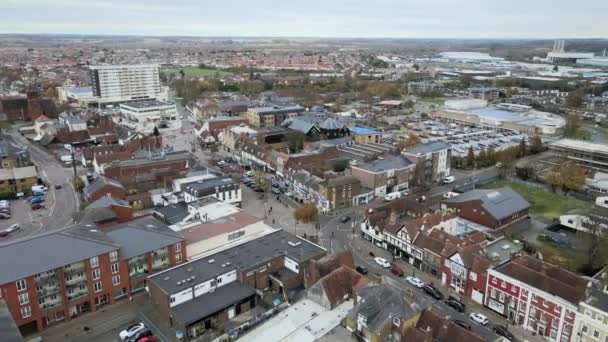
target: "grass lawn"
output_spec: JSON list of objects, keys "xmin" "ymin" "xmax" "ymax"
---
[
  {"xmin": 481, "ymin": 180, "xmax": 591, "ymax": 220},
  {"xmin": 163, "ymin": 66, "xmax": 230, "ymax": 77},
  {"xmin": 417, "ymin": 97, "xmax": 445, "ymax": 106}
]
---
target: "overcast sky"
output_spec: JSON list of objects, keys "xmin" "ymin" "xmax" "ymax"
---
[{"xmin": 1, "ymin": 0, "xmax": 606, "ymax": 38}]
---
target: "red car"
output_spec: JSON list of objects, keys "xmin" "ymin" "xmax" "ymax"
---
[
  {"xmin": 390, "ymin": 263, "xmax": 404, "ymax": 277},
  {"xmin": 137, "ymin": 336, "xmax": 157, "ymax": 342},
  {"xmin": 31, "ymin": 203, "xmax": 45, "ymax": 210}
]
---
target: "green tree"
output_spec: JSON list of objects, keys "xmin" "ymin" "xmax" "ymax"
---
[
  {"xmin": 287, "ymin": 132, "xmax": 305, "ymax": 153},
  {"xmin": 518, "ymin": 138, "xmax": 527, "ymax": 157},
  {"xmin": 294, "ymin": 202, "xmax": 319, "ymax": 224},
  {"xmin": 530, "ymin": 135, "xmax": 544, "ymax": 154},
  {"xmin": 557, "ymin": 162, "xmax": 585, "ymax": 194},
  {"xmin": 332, "ymin": 159, "xmax": 350, "ymax": 172},
  {"xmin": 466, "ymin": 146, "xmax": 475, "ymax": 168},
  {"xmin": 487, "ymin": 146, "xmax": 497, "ymax": 165},
  {"xmin": 566, "ymin": 92, "xmax": 584, "ymax": 108},
  {"xmin": 564, "ymin": 115, "xmax": 581, "ymax": 138},
  {"xmin": 153, "ymin": 126, "xmax": 160, "ymax": 137},
  {"xmin": 477, "ymin": 148, "xmax": 488, "ymax": 167}
]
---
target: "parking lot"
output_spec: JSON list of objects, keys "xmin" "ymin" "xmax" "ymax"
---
[{"xmin": 0, "ymin": 189, "xmax": 54, "ymax": 241}]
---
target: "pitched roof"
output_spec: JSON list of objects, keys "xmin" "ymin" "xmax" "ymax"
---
[
  {"xmin": 354, "ymin": 155, "xmax": 413, "ymax": 173},
  {"xmin": 443, "ymin": 187, "xmax": 530, "ymax": 220},
  {"xmin": 414, "ymin": 309, "xmax": 484, "ymax": 342},
  {"xmin": 104, "ymin": 216, "xmax": 183, "ymax": 259},
  {"xmin": 494, "ymin": 255, "xmax": 588, "ymax": 304},
  {"xmin": 404, "ymin": 141, "xmax": 451, "ymax": 155},
  {"xmin": 83, "ymin": 176, "xmax": 125, "ymax": 197},
  {"xmin": 178, "ymin": 211, "xmax": 261, "ymax": 244},
  {"xmin": 318, "ymin": 266, "xmax": 366, "ymax": 307}
]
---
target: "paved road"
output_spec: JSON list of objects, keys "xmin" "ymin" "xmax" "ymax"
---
[{"xmin": 0, "ymin": 129, "xmax": 79, "ymax": 238}]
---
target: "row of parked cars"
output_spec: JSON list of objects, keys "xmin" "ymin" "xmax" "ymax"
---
[{"xmin": 360, "ymin": 256, "xmax": 514, "ymax": 340}]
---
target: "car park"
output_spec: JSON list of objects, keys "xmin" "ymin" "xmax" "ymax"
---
[
  {"xmin": 492, "ymin": 325, "xmax": 514, "ymax": 340},
  {"xmin": 445, "ymin": 296, "xmax": 466, "ymax": 312},
  {"xmin": 119, "ymin": 323, "xmax": 146, "ymax": 341},
  {"xmin": 390, "ymin": 264, "xmax": 404, "ymax": 277},
  {"xmin": 422, "ymin": 284, "xmax": 444, "ymax": 300},
  {"xmin": 406, "ymin": 276, "xmax": 424, "ymax": 288},
  {"xmin": 374, "ymin": 257, "xmax": 390, "ymax": 268},
  {"xmin": 355, "ymin": 266, "xmax": 368, "ymax": 275},
  {"xmin": 469, "ymin": 312, "xmax": 489, "ymax": 326}
]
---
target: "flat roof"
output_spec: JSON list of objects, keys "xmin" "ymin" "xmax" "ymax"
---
[
  {"xmin": 349, "ymin": 127, "xmax": 379, "ymax": 135},
  {"xmin": 354, "ymin": 155, "xmax": 412, "ymax": 173},
  {"xmin": 120, "ymin": 100, "xmax": 174, "ymax": 109},
  {"xmin": 550, "ymin": 138, "xmax": 608, "ymax": 154},
  {"xmin": 112, "ymin": 151, "xmax": 193, "ymax": 168},
  {"xmin": 253, "ymin": 106, "xmax": 304, "ymax": 115},
  {"xmin": 90, "ymin": 64, "xmax": 160, "ymax": 69},
  {"xmin": 148, "ymin": 230, "xmax": 325, "ymax": 295},
  {"xmin": 172, "ymin": 282, "xmax": 256, "ymax": 325}
]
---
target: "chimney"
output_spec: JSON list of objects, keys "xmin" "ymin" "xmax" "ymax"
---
[{"xmin": 389, "ymin": 211, "xmax": 399, "ymax": 225}]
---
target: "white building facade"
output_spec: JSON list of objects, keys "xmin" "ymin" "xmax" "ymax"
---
[{"xmin": 119, "ymin": 100, "xmax": 180, "ymax": 133}]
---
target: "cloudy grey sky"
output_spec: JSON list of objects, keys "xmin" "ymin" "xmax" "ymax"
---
[{"xmin": 1, "ymin": 0, "xmax": 606, "ymax": 38}]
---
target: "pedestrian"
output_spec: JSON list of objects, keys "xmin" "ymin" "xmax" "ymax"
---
[{"xmin": 272, "ymin": 218, "xmax": 275, "ymax": 224}]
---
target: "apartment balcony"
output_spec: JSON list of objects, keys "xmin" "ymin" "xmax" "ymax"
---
[
  {"xmin": 40, "ymin": 299, "xmax": 63, "ymax": 312},
  {"xmin": 37, "ymin": 286, "xmax": 61, "ymax": 298},
  {"xmin": 63, "ymin": 265, "xmax": 85, "ymax": 277},
  {"xmin": 64, "ymin": 274, "xmax": 87, "ymax": 286},
  {"xmin": 34, "ymin": 272, "xmax": 57, "ymax": 283},
  {"xmin": 151, "ymin": 259, "xmax": 170, "ymax": 271},
  {"xmin": 67, "ymin": 291, "xmax": 89, "ymax": 303},
  {"xmin": 35, "ymin": 275, "xmax": 58, "ymax": 287}
]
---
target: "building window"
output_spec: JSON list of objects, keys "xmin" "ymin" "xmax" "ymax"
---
[
  {"xmin": 110, "ymin": 251, "xmax": 118, "ymax": 262},
  {"xmin": 18, "ymin": 293, "xmax": 29, "ymax": 305},
  {"xmin": 111, "ymin": 263, "xmax": 119, "ymax": 274},
  {"xmin": 92, "ymin": 269, "xmax": 101, "ymax": 280},
  {"xmin": 175, "ymin": 242, "xmax": 181, "ymax": 253},
  {"xmin": 582, "ymin": 325, "xmax": 588, "ymax": 334},
  {"xmin": 112, "ymin": 275, "xmax": 120, "ymax": 286},
  {"xmin": 16, "ymin": 279, "xmax": 26, "ymax": 292},
  {"xmin": 94, "ymin": 282, "xmax": 102, "ymax": 293},
  {"xmin": 176, "ymin": 253, "xmax": 182, "ymax": 263},
  {"xmin": 90, "ymin": 256, "xmax": 99, "ymax": 268},
  {"xmin": 21, "ymin": 306, "xmax": 31, "ymax": 319},
  {"xmin": 595, "ymin": 331, "xmax": 600, "ymax": 339}
]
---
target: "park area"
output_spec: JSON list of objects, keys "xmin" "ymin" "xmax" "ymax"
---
[
  {"xmin": 162, "ymin": 66, "xmax": 230, "ymax": 77},
  {"xmin": 482, "ymin": 180, "xmax": 591, "ymax": 220}
]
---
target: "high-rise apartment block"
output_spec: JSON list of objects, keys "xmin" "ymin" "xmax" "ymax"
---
[{"xmin": 89, "ymin": 64, "xmax": 162, "ymax": 103}]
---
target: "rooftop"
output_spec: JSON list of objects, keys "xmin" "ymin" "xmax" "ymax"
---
[
  {"xmin": 120, "ymin": 100, "xmax": 174, "ymax": 109},
  {"xmin": 148, "ymin": 230, "xmax": 325, "ymax": 295},
  {"xmin": 404, "ymin": 141, "xmax": 450, "ymax": 155},
  {"xmin": 349, "ymin": 127, "xmax": 379, "ymax": 135},
  {"xmin": 353, "ymin": 155, "xmax": 413, "ymax": 173},
  {"xmin": 443, "ymin": 187, "xmax": 530, "ymax": 220},
  {"xmin": 550, "ymin": 138, "xmax": 608, "ymax": 154},
  {"xmin": 252, "ymin": 105, "xmax": 305, "ymax": 115}
]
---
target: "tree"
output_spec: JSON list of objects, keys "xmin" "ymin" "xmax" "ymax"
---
[
  {"xmin": 518, "ymin": 138, "xmax": 527, "ymax": 157},
  {"xmin": 332, "ymin": 159, "xmax": 350, "ymax": 172},
  {"xmin": 579, "ymin": 207, "xmax": 608, "ymax": 274},
  {"xmin": 179, "ymin": 69, "xmax": 186, "ymax": 79},
  {"xmin": 557, "ymin": 162, "xmax": 585, "ymax": 195},
  {"xmin": 544, "ymin": 167, "xmax": 561, "ymax": 193},
  {"xmin": 45, "ymin": 87, "xmax": 58, "ymax": 98},
  {"xmin": 497, "ymin": 160, "xmax": 515, "ymax": 180},
  {"xmin": 209, "ymin": 144, "xmax": 219, "ymax": 153},
  {"xmin": 564, "ymin": 115, "xmax": 581, "ymax": 138},
  {"xmin": 477, "ymin": 148, "xmax": 488, "ymax": 167},
  {"xmin": 566, "ymin": 92, "xmax": 584, "ymax": 108},
  {"xmin": 530, "ymin": 135, "xmax": 544, "ymax": 154},
  {"xmin": 487, "ymin": 146, "xmax": 497, "ymax": 165},
  {"xmin": 293, "ymin": 202, "xmax": 319, "ymax": 224},
  {"xmin": 287, "ymin": 132, "xmax": 305, "ymax": 153},
  {"xmin": 466, "ymin": 147, "xmax": 475, "ymax": 168},
  {"xmin": 399, "ymin": 134, "xmax": 420, "ymax": 150},
  {"xmin": 515, "ymin": 165, "xmax": 536, "ymax": 181},
  {"xmin": 410, "ymin": 160, "xmax": 428, "ymax": 190}
]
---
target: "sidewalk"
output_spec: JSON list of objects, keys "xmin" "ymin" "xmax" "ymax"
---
[{"xmin": 353, "ymin": 237, "xmax": 545, "ymax": 342}]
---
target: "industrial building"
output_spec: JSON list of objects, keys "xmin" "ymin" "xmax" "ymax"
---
[
  {"xmin": 438, "ymin": 52, "xmax": 505, "ymax": 63},
  {"xmin": 549, "ymin": 139, "xmax": 608, "ymax": 173},
  {"xmin": 119, "ymin": 100, "xmax": 180, "ymax": 133}
]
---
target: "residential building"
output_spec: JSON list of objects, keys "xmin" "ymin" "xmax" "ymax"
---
[
  {"xmin": 350, "ymin": 155, "xmax": 414, "ymax": 197},
  {"xmin": 0, "ymin": 166, "xmax": 38, "ymax": 196},
  {"xmin": 407, "ymin": 81, "xmax": 444, "ymax": 94},
  {"xmin": 246, "ymin": 106, "xmax": 305, "ymax": 127},
  {"xmin": 89, "ymin": 64, "xmax": 165, "ymax": 105},
  {"xmin": 0, "ymin": 216, "xmax": 185, "ymax": 334},
  {"xmin": 573, "ymin": 268, "xmax": 608, "ymax": 342},
  {"xmin": 75, "ymin": 195, "xmax": 133, "ymax": 227},
  {"xmin": 182, "ymin": 176, "xmax": 242, "ymax": 206},
  {"xmin": 402, "ymin": 141, "xmax": 451, "ymax": 183},
  {"xmin": 0, "ymin": 141, "xmax": 31, "ymax": 169},
  {"xmin": 83, "ymin": 176, "xmax": 127, "ymax": 202},
  {"xmin": 195, "ymin": 116, "xmax": 248, "ymax": 145},
  {"xmin": 317, "ymin": 176, "xmax": 361, "ymax": 211},
  {"xmin": 549, "ymin": 139, "xmax": 608, "ymax": 173},
  {"xmin": 441, "ymin": 187, "xmax": 531, "ymax": 230},
  {"xmin": 349, "ymin": 127, "xmax": 382, "ymax": 144},
  {"xmin": 281, "ymin": 115, "xmax": 350, "ymax": 139},
  {"xmin": 467, "ymin": 87, "xmax": 500, "ymax": 100},
  {"xmin": 119, "ymin": 100, "xmax": 180, "ymax": 134},
  {"xmin": 146, "ymin": 229, "xmax": 326, "ymax": 340},
  {"xmin": 485, "ymin": 255, "xmax": 588, "ymax": 341},
  {"xmin": 406, "ymin": 308, "xmax": 484, "ymax": 342},
  {"xmin": 343, "ymin": 284, "xmax": 431, "ymax": 342}
]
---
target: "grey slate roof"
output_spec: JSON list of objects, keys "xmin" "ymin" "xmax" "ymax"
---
[
  {"xmin": 148, "ymin": 229, "xmax": 325, "ymax": 295},
  {"xmin": 0, "ymin": 300, "xmax": 23, "ymax": 342},
  {"xmin": 172, "ymin": 282, "xmax": 256, "ymax": 325},
  {"xmin": 354, "ymin": 155, "xmax": 413, "ymax": 173},
  {"xmin": 87, "ymin": 195, "xmax": 129, "ymax": 209},
  {"xmin": 105, "ymin": 216, "xmax": 183, "ymax": 259},
  {"xmin": 282, "ymin": 118, "xmax": 316, "ymax": 134},
  {"xmin": 443, "ymin": 187, "xmax": 531, "ymax": 220},
  {"xmin": 75, "ymin": 207, "xmax": 117, "ymax": 224},
  {"xmin": 0, "ymin": 225, "xmax": 118, "ymax": 285},
  {"xmin": 404, "ymin": 141, "xmax": 451, "ymax": 155},
  {"xmin": 584, "ymin": 285, "xmax": 608, "ymax": 312},
  {"xmin": 154, "ymin": 202, "xmax": 190, "ymax": 225},
  {"xmin": 83, "ymin": 176, "xmax": 125, "ymax": 198}
]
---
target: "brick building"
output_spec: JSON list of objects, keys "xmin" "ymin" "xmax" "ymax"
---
[
  {"xmin": 441, "ymin": 187, "xmax": 530, "ymax": 230},
  {"xmin": 317, "ymin": 175, "xmax": 361, "ymax": 211},
  {"xmin": 485, "ymin": 255, "xmax": 588, "ymax": 341},
  {"xmin": 246, "ymin": 106, "xmax": 305, "ymax": 127},
  {"xmin": 402, "ymin": 141, "xmax": 451, "ymax": 183},
  {"xmin": 146, "ymin": 230, "xmax": 326, "ymax": 340},
  {"xmin": 0, "ymin": 216, "xmax": 185, "ymax": 335},
  {"xmin": 82, "ymin": 176, "xmax": 127, "ymax": 202},
  {"xmin": 350, "ymin": 155, "xmax": 414, "ymax": 198}
]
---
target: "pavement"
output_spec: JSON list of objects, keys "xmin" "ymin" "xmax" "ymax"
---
[{"xmin": 0, "ymin": 129, "xmax": 79, "ymax": 240}]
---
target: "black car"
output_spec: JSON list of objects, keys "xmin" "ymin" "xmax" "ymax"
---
[
  {"xmin": 54, "ymin": 184, "xmax": 62, "ymax": 189},
  {"xmin": 340, "ymin": 215, "xmax": 351, "ymax": 223},
  {"xmin": 445, "ymin": 296, "xmax": 466, "ymax": 313},
  {"xmin": 453, "ymin": 319, "xmax": 472, "ymax": 331},
  {"xmin": 492, "ymin": 325, "xmax": 514, "ymax": 340},
  {"xmin": 355, "ymin": 266, "xmax": 368, "ymax": 275},
  {"xmin": 422, "ymin": 284, "xmax": 444, "ymax": 300},
  {"xmin": 253, "ymin": 187, "xmax": 265, "ymax": 192}
]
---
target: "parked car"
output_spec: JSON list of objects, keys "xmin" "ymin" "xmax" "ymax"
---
[
  {"xmin": 384, "ymin": 191, "xmax": 402, "ymax": 201},
  {"xmin": 492, "ymin": 325, "xmax": 514, "ymax": 340},
  {"xmin": 253, "ymin": 187, "xmax": 265, "ymax": 192},
  {"xmin": 453, "ymin": 319, "xmax": 472, "ymax": 331},
  {"xmin": 119, "ymin": 323, "xmax": 146, "ymax": 341},
  {"xmin": 445, "ymin": 296, "xmax": 466, "ymax": 312},
  {"xmin": 0, "ymin": 207, "xmax": 10, "ymax": 214},
  {"xmin": 0, "ymin": 213, "xmax": 11, "ymax": 219},
  {"xmin": 136, "ymin": 337, "xmax": 157, "ymax": 342},
  {"xmin": 0, "ymin": 224, "xmax": 20, "ymax": 237},
  {"xmin": 390, "ymin": 264, "xmax": 404, "ymax": 277},
  {"xmin": 469, "ymin": 312, "xmax": 489, "ymax": 326},
  {"xmin": 374, "ymin": 257, "xmax": 390, "ymax": 268},
  {"xmin": 127, "ymin": 329, "xmax": 153, "ymax": 342},
  {"xmin": 442, "ymin": 176, "xmax": 455, "ymax": 184},
  {"xmin": 339, "ymin": 215, "xmax": 350, "ymax": 223},
  {"xmin": 406, "ymin": 276, "xmax": 424, "ymax": 288},
  {"xmin": 31, "ymin": 203, "xmax": 45, "ymax": 210},
  {"xmin": 271, "ymin": 188, "xmax": 281, "ymax": 195},
  {"xmin": 355, "ymin": 266, "xmax": 368, "ymax": 275},
  {"xmin": 54, "ymin": 184, "xmax": 63, "ymax": 189},
  {"xmin": 422, "ymin": 284, "xmax": 444, "ymax": 300},
  {"xmin": 30, "ymin": 197, "xmax": 45, "ymax": 204}
]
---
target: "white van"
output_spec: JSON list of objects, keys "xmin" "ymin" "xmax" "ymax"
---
[{"xmin": 384, "ymin": 191, "xmax": 402, "ymax": 201}]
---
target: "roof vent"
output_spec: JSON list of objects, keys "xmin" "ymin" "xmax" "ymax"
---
[
  {"xmin": 288, "ymin": 241, "xmax": 301, "ymax": 247},
  {"xmin": 187, "ymin": 267, "xmax": 193, "ymax": 272},
  {"xmin": 187, "ymin": 277, "xmax": 194, "ymax": 282},
  {"xmin": 163, "ymin": 276, "xmax": 170, "ymax": 281},
  {"xmin": 191, "ymin": 275, "xmax": 196, "ymax": 280},
  {"xmin": 225, "ymin": 262, "xmax": 231, "ymax": 266},
  {"xmin": 177, "ymin": 281, "xmax": 182, "ymax": 286},
  {"xmin": 208, "ymin": 259, "xmax": 215, "ymax": 264}
]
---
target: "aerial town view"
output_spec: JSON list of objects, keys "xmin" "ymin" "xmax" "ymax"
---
[{"xmin": 0, "ymin": 1, "xmax": 607, "ymax": 342}]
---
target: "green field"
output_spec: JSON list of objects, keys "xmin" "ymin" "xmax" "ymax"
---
[
  {"xmin": 417, "ymin": 97, "xmax": 445, "ymax": 105},
  {"xmin": 163, "ymin": 66, "xmax": 230, "ymax": 77},
  {"xmin": 481, "ymin": 180, "xmax": 591, "ymax": 220}
]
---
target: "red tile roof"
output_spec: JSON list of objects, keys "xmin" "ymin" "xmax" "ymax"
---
[{"xmin": 178, "ymin": 211, "xmax": 261, "ymax": 243}]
